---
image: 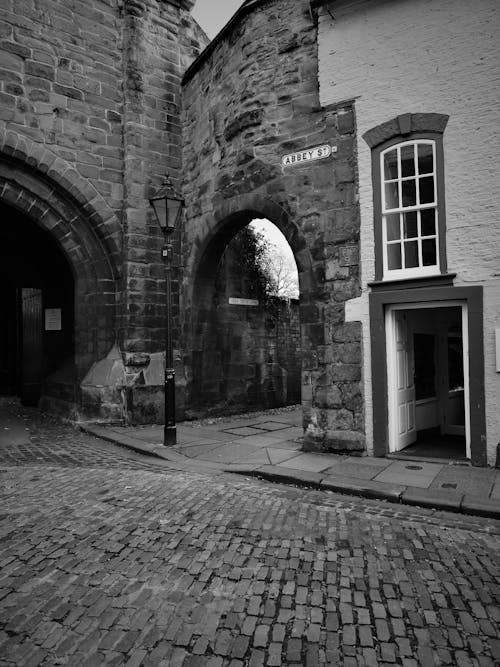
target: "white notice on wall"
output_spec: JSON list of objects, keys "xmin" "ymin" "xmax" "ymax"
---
[
  {"xmin": 229, "ymin": 297, "xmax": 259, "ymax": 307},
  {"xmin": 45, "ymin": 308, "xmax": 62, "ymax": 331}
]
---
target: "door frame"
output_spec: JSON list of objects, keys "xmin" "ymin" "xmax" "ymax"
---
[
  {"xmin": 369, "ymin": 284, "xmax": 486, "ymax": 466},
  {"xmin": 385, "ymin": 301, "xmax": 470, "ymax": 458}
]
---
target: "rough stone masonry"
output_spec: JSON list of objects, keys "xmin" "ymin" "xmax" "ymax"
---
[{"xmin": 180, "ymin": 0, "xmax": 364, "ymax": 453}]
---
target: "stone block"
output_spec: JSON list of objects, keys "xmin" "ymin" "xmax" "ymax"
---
[
  {"xmin": 25, "ymin": 60, "xmax": 55, "ymax": 80},
  {"xmin": 323, "ymin": 429, "xmax": 365, "ymax": 453}
]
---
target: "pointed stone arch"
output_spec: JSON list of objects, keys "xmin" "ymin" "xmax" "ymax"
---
[
  {"xmin": 182, "ymin": 192, "xmax": 317, "ymax": 417},
  {"xmin": 186, "ymin": 193, "xmax": 315, "ymax": 302},
  {"xmin": 0, "ymin": 129, "xmax": 120, "ymax": 391}
]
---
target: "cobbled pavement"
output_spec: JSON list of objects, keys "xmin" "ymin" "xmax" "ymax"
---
[{"xmin": 0, "ymin": 407, "xmax": 499, "ymax": 666}]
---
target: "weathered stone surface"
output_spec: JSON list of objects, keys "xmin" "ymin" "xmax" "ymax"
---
[
  {"xmin": 183, "ymin": 1, "xmax": 364, "ymax": 444},
  {"xmin": 0, "ymin": 0, "xmax": 208, "ymax": 423}
]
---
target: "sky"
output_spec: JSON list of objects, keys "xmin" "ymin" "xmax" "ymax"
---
[{"xmin": 191, "ymin": 0, "xmax": 244, "ymax": 39}]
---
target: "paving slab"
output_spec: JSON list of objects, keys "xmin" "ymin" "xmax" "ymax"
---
[
  {"xmin": 270, "ymin": 439, "xmax": 303, "ymax": 451},
  {"xmin": 226, "ymin": 433, "xmax": 297, "ymax": 448},
  {"xmin": 178, "ymin": 427, "xmax": 238, "ymax": 443},
  {"xmin": 430, "ymin": 464, "xmax": 495, "ymax": 497},
  {"xmin": 174, "ymin": 442, "xmax": 231, "ymax": 459},
  {"xmin": 266, "ymin": 449, "xmax": 302, "ymax": 465},
  {"xmin": 373, "ymin": 460, "xmax": 444, "ymax": 489},
  {"xmin": 275, "ymin": 452, "xmax": 334, "ymax": 473},
  {"xmin": 323, "ymin": 459, "xmax": 390, "ymax": 480},
  {"xmin": 221, "ymin": 425, "xmax": 267, "ymax": 436},
  {"xmin": 250, "ymin": 421, "xmax": 297, "ymax": 432},
  {"xmin": 193, "ymin": 441, "xmax": 264, "ymax": 464}
]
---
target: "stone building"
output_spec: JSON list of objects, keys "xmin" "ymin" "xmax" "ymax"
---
[
  {"xmin": 181, "ymin": 0, "xmax": 364, "ymax": 453},
  {"xmin": 315, "ymin": 0, "xmax": 500, "ymax": 466},
  {"xmin": 1, "ymin": 0, "xmax": 499, "ymax": 467},
  {"xmin": 0, "ymin": 0, "xmax": 208, "ymax": 421}
]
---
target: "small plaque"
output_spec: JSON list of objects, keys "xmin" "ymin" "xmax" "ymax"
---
[
  {"xmin": 45, "ymin": 308, "xmax": 62, "ymax": 331},
  {"xmin": 339, "ymin": 246, "xmax": 359, "ymax": 267},
  {"xmin": 229, "ymin": 297, "xmax": 259, "ymax": 307}
]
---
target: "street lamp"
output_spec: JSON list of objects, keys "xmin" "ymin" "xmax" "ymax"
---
[{"xmin": 149, "ymin": 173, "xmax": 184, "ymax": 446}]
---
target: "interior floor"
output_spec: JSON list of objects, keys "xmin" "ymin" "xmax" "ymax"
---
[{"xmin": 399, "ymin": 431, "xmax": 467, "ymax": 460}]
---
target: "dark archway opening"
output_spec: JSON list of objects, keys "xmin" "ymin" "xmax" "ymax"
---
[
  {"xmin": 0, "ymin": 202, "xmax": 74, "ymax": 406},
  {"xmin": 187, "ymin": 217, "xmax": 301, "ymax": 418}
]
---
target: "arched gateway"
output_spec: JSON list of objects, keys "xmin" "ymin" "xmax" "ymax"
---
[
  {"xmin": 183, "ymin": 195, "xmax": 313, "ymax": 418},
  {"xmin": 181, "ymin": 0, "xmax": 365, "ymax": 453},
  {"xmin": 0, "ymin": 130, "xmax": 120, "ymax": 417}
]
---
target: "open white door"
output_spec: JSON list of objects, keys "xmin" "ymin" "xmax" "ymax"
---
[{"xmin": 388, "ymin": 310, "xmax": 417, "ymax": 452}]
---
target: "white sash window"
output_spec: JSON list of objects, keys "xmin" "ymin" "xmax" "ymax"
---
[{"xmin": 381, "ymin": 140, "xmax": 440, "ymax": 279}]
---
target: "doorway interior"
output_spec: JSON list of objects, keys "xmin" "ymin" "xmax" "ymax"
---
[
  {"xmin": 0, "ymin": 203, "xmax": 74, "ymax": 406},
  {"xmin": 385, "ymin": 302, "xmax": 469, "ymax": 460}
]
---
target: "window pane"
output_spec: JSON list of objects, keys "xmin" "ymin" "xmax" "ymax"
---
[
  {"xmin": 386, "ymin": 214, "xmax": 401, "ymax": 241},
  {"xmin": 401, "ymin": 179, "xmax": 416, "ymax": 207},
  {"xmin": 387, "ymin": 243, "xmax": 402, "ymax": 270},
  {"xmin": 419, "ymin": 176, "xmax": 435, "ymax": 204},
  {"xmin": 403, "ymin": 211, "xmax": 417, "ymax": 238},
  {"xmin": 400, "ymin": 144, "xmax": 415, "ymax": 177},
  {"xmin": 404, "ymin": 241, "xmax": 419, "ymax": 268},
  {"xmin": 384, "ymin": 149, "xmax": 398, "ymax": 180},
  {"xmin": 418, "ymin": 143, "xmax": 434, "ymax": 175},
  {"xmin": 421, "ymin": 209, "xmax": 436, "ymax": 236},
  {"xmin": 384, "ymin": 182, "xmax": 399, "ymax": 210},
  {"xmin": 422, "ymin": 238, "xmax": 437, "ymax": 266}
]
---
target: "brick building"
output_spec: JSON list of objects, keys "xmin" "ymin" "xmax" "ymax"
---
[{"xmin": 316, "ymin": 0, "xmax": 500, "ymax": 466}]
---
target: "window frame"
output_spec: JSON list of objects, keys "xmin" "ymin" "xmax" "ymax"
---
[{"xmin": 369, "ymin": 127, "xmax": 448, "ymax": 283}]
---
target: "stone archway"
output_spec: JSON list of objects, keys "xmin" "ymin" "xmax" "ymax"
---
[
  {"xmin": 0, "ymin": 130, "xmax": 120, "ymax": 417},
  {"xmin": 182, "ymin": 194, "xmax": 316, "ymax": 420}
]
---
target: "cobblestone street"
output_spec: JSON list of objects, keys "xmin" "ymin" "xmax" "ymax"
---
[{"xmin": 1, "ymin": 408, "xmax": 500, "ymax": 666}]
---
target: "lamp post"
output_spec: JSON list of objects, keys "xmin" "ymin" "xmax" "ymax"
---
[{"xmin": 149, "ymin": 173, "xmax": 184, "ymax": 446}]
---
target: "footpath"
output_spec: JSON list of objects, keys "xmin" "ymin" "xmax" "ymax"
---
[{"xmin": 82, "ymin": 407, "xmax": 500, "ymax": 520}]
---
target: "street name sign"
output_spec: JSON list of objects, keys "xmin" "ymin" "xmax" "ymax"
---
[{"xmin": 281, "ymin": 144, "xmax": 336, "ymax": 167}]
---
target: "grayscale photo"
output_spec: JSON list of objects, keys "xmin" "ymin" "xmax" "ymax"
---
[{"xmin": 0, "ymin": 0, "xmax": 499, "ymax": 665}]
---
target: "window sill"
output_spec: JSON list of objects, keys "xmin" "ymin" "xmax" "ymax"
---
[{"xmin": 368, "ymin": 273, "xmax": 456, "ymax": 292}]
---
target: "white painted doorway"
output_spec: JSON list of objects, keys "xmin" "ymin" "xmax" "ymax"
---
[{"xmin": 385, "ymin": 302, "xmax": 470, "ymax": 458}]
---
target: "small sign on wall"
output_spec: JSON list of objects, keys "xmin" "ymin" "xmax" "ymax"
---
[
  {"xmin": 229, "ymin": 297, "xmax": 259, "ymax": 307},
  {"xmin": 45, "ymin": 308, "xmax": 62, "ymax": 331},
  {"xmin": 282, "ymin": 144, "xmax": 336, "ymax": 168}
]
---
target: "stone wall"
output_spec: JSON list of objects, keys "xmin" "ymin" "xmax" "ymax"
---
[
  {"xmin": 181, "ymin": 0, "xmax": 364, "ymax": 452},
  {"xmin": 189, "ymin": 297, "xmax": 301, "ymax": 418},
  {"xmin": 0, "ymin": 0, "xmax": 208, "ymax": 421}
]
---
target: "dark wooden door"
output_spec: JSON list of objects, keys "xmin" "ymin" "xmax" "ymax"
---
[{"xmin": 20, "ymin": 287, "xmax": 43, "ymax": 406}]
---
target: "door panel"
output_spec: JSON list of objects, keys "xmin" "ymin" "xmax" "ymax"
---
[{"xmin": 394, "ymin": 311, "xmax": 416, "ymax": 450}]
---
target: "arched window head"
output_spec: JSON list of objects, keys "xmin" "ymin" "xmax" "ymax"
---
[{"xmin": 364, "ymin": 113, "xmax": 449, "ymax": 282}]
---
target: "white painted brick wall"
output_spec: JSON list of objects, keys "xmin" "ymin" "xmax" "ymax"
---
[{"xmin": 318, "ymin": 0, "xmax": 500, "ymax": 464}]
